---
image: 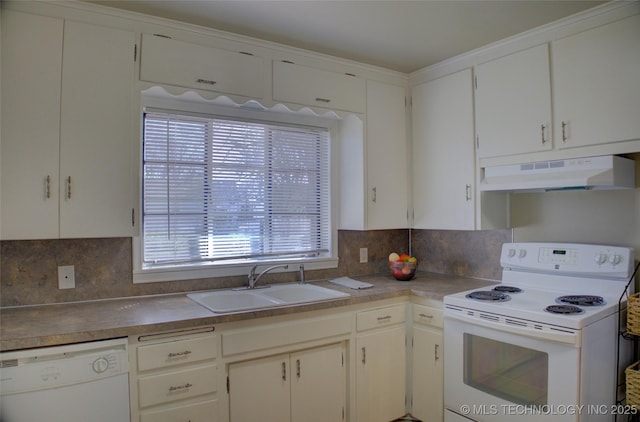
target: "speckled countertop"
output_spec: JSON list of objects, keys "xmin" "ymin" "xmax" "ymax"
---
[{"xmin": 0, "ymin": 272, "xmax": 496, "ymax": 351}]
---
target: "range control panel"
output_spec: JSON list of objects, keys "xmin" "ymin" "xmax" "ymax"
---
[{"xmin": 501, "ymin": 242, "xmax": 634, "ymax": 279}]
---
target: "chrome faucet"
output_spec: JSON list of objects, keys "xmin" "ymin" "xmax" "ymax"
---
[
  {"xmin": 298, "ymin": 264, "xmax": 305, "ymax": 284},
  {"xmin": 248, "ymin": 264, "xmax": 289, "ymax": 289}
]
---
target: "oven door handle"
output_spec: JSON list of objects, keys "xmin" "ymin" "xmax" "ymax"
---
[{"xmin": 445, "ymin": 310, "xmax": 581, "ymax": 346}]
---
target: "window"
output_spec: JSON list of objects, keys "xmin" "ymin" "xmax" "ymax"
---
[{"xmin": 140, "ymin": 110, "xmax": 332, "ymax": 277}]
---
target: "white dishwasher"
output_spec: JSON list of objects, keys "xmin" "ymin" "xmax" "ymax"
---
[{"xmin": 0, "ymin": 338, "xmax": 130, "ymax": 422}]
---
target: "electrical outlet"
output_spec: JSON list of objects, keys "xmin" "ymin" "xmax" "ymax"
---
[
  {"xmin": 359, "ymin": 248, "xmax": 368, "ymax": 264},
  {"xmin": 58, "ymin": 265, "xmax": 75, "ymax": 289}
]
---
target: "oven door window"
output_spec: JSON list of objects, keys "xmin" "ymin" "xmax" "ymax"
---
[{"xmin": 464, "ymin": 333, "xmax": 548, "ymax": 405}]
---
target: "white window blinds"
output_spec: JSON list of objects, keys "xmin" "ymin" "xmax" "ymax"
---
[{"xmin": 142, "ymin": 111, "xmax": 331, "ymax": 267}]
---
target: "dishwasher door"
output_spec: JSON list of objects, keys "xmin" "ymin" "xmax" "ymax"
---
[{"xmin": 0, "ymin": 338, "xmax": 130, "ymax": 422}]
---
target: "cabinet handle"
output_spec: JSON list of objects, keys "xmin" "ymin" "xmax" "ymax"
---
[
  {"xmin": 167, "ymin": 350, "xmax": 192, "ymax": 358},
  {"xmin": 282, "ymin": 361, "xmax": 287, "ymax": 381},
  {"xmin": 315, "ymin": 97, "xmax": 331, "ymax": 103},
  {"xmin": 561, "ymin": 121, "xmax": 568, "ymax": 142},
  {"xmin": 541, "ymin": 124, "xmax": 548, "ymax": 144},
  {"xmin": 296, "ymin": 359, "xmax": 301, "ymax": 378},
  {"xmin": 372, "ymin": 187, "xmax": 377, "ymax": 203},
  {"xmin": 168, "ymin": 382, "xmax": 192, "ymax": 392},
  {"xmin": 45, "ymin": 175, "xmax": 51, "ymax": 199},
  {"xmin": 419, "ymin": 313, "xmax": 433, "ymax": 319},
  {"xmin": 377, "ymin": 315, "xmax": 392, "ymax": 322},
  {"xmin": 196, "ymin": 78, "xmax": 217, "ymax": 85},
  {"xmin": 465, "ymin": 184, "xmax": 471, "ymax": 201},
  {"xmin": 435, "ymin": 344, "xmax": 440, "ymax": 361},
  {"xmin": 66, "ymin": 176, "xmax": 72, "ymax": 199},
  {"xmin": 361, "ymin": 347, "xmax": 366, "ymax": 364}
]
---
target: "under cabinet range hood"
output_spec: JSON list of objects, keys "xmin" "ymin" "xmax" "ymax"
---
[{"xmin": 480, "ymin": 155, "xmax": 635, "ymax": 192}]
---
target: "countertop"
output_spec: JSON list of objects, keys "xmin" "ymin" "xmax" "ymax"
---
[{"xmin": 0, "ymin": 272, "xmax": 496, "ymax": 351}]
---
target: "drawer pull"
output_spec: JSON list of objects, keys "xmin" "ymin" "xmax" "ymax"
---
[
  {"xmin": 296, "ymin": 359, "xmax": 301, "ymax": 378},
  {"xmin": 419, "ymin": 313, "xmax": 433, "ymax": 319},
  {"xmin": 377, "ymin": 315, "xmax": 392, "ymax": 322},
  {"xmin": 168, "ymin": 383, "xmax": 193, "ymax": 392},
  {"xmin": 66, "ymin": 176, "xmax": 72, "ymax": 199},
  {"xmin": 435, "ymin": 344, "xmax": 440, "ymax": 361},
  {"xmin": 45, "ymin": 175, "xmax": 51, "ymax": 199},
  {"xmin": 361, "ymin": 347, "xmax": 366, "ymax": 364},
  {"xmin": 282, "ymin": 362, "xmax": 287, "ymax": 381},
  {"xmin": 167, "ymin": 350, "xmax": 192, "ymax": 358},
  {"xmin": 196, "ymin": 78, "xmax": 217, "ymax": 85},
  {"xmin": 315, "ymin": 97, "xmax": 331, "ymax": 103}
]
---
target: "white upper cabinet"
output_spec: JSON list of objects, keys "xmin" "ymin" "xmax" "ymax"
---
[
  {"xmin": 339, "ymin": 80, "xmax": 408, "ymax": 230},
  {"xmin": 1, "ymin": 10, "xmax": 63, "ymax": 239},
  {"xmin": 58, "ymin": 21, "xmax": 135, "ymax": 238},
  {"xmin": 475, "ymin": 44, "xmax": 553, "ymax": 159},
  {"xmin": 272, "ymin": 61, "xmax": 366, "ymax": 113},
  {"xmin": 553, "ymin": 14, "xmax": 640, "ymax": 149},
  {"xmin": 365, "ymin": 80, "xmax": 409, "ymax": 229},
  {"xmin": 1, "ymin": 12, "xmax": 135, "ymax": 240},
  {"xmin": 412, "ymin": 69, "xmax": 476, "ymax": 230},
  {"xmin": 140, "ymin": 34, "xmax": 264, "ymax": 99}
]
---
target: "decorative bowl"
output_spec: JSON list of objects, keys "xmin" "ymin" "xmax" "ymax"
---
[{"xmin": 390, "ymin": 260, "xmax": 417, "ymax": 281}]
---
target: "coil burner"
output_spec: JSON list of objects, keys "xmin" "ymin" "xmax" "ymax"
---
[
  {"xmin": 493, "ymin": 285, "xmax": 523, "ymax": 293},
  {"xmin": 466, "ymin": 291, "xmax": 511, "ymax": 302},
  {"xmin": 545, "ymin": 304, "xmax": 584, "ymax": 315},
  {"xmin": 556, "ymin": 295, "xmax": 605, "ymax": 306}
]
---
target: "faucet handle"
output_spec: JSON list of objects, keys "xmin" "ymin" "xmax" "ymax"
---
[{"xmin": 299, "ymin": 264, "xmax": 305, "ymax": 284}]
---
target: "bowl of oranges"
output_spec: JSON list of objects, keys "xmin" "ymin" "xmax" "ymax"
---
[{"xmin": 388, "ymin": 252, "xmax": 418, "ymax": 281}]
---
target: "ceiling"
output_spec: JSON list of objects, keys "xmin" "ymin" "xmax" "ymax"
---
[{"xmin": 89, "ymin": 0, "xmax": 607, "ymax": 73}]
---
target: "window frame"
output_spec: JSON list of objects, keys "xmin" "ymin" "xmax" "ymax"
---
[{"xmin": 133, "ymin": 95, "xmax": 340, "ymax": 284}]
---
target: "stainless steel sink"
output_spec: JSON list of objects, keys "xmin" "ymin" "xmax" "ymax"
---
[{"xmin": 188, "ymin": 283, "xmax": 350, "ymax": 313}]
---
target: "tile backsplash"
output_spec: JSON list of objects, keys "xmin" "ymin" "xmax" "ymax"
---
[{"xmin": 0, "ymin": 229, "xmax": 510, "ymax": 307}]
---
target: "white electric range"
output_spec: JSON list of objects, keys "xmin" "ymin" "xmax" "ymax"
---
[{"xmin": 443, "ymin": 242, "xmax": 637, "ymax": 422}]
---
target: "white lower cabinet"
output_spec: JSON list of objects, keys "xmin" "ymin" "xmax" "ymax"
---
[
  {"xmin": 356, "ymin": 304, "xmax": 407, "ymax": 422},
  {"xmin": 228, "ymin": 343, "xmax": 346, "ymax": 422},
  {"xmin": 411, "ymin": 304, "xmax": 444, "ymax": 422},
  {"xmin": 130, "ymin": 329, "xmax": 219, "ymax": 422}
]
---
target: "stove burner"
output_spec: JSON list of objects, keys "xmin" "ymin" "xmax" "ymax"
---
[
  {"xmin": 545, "ymin": 304, "xmax": 584, "ymax": 315},
  {"xmin": 493, "ymin": 285, "xmax": 523, "ymax": 293},
  {"xmin": 466, "ymin": 290, "xmax": 511, "ymax": 302},
  {"xmin": 556, "ymin": 295, "xmax": 605, "ymax": 306}
]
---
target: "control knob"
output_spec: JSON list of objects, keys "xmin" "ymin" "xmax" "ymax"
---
[
  {"xmin": 594, "ymin": 253, "xmax": 608, "ymax": 265},
  {"xmin": 92, "ymin": 357, "xmax": 109, "ymax": 374},
  {"xmin": 609, "ymin": 254, "xmax": 622, "ymax": 265}
]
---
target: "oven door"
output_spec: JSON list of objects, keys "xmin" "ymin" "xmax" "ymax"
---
[{"xmin": 444, "ymin": 315, "xmax": 580, "ymax": 422}]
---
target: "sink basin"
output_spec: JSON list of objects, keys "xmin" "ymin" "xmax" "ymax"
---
[{"xmin": 188, "ymin": 283, "xmax": 350, "ymax": 313}]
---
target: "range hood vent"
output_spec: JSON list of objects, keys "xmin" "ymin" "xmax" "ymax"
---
[{"xmin": 480, "ymin": 155, "xmax": 635, "ymax": 193}]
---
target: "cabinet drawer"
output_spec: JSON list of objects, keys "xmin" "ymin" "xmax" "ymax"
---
[
  {"xmin": 413, "ymin": 305, "xmax": 443, "ymax": 329},
  {"xmin": 137, "ymin": 335, "xmax": 217, "ymax": 371},
  {"xmin": 357, "ymin": 304, "xmax": 406, "ymax": 332},
  {"xmin": 273, "ymin": 61, "xmax": 365, "ymax": 113},
  {"xmin": 138, "ymin": 364, "xmax": 217, "ymax": 408},
  {"xmin": 140, "ymin": 399, "xmax": 218, "ymax": 422},
  {"xmin": 140, "ymin": 34, "xmax": 264, "ymax": 98}
]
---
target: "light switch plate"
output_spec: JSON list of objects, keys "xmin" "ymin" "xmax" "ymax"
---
[{"xmin": 58, "ymin": 265, "xmax": 75, "ymax": 289}]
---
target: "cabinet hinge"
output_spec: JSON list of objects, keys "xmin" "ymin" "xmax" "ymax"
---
[
  {"xmin": 226, "ymin": 376, "xmax": 230, "ymax": 394},
  {"xmin": 342, "ymin": 407, "xmax": 345, "ymax": 420},
  {"xmin": 134, "ymin": 44, "xmax": 137, "ymax": 62}
]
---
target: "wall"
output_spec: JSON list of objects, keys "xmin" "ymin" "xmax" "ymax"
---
[
  {"xmin": 0, "ymin": 228, "xmax": 509, "ymax": 307},
  {"xmin": 511, "ymin": 153, "xmax": 640, "ymax": 255}
]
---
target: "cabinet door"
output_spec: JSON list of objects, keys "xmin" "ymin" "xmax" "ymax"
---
[
  {"xmin": 273, "ymin": 61, "xmax": 366, "ymax": 113},
  {"xmin": 412, "ymin": 326, "xmax": 443, "ymax": 422},
  {"xmin": 553, "ymin": 14, "xmax": 640, "ymax": 149},
  {"xmin": 366, "ymin": 81, "xmax": 408, "ymax": 229},
  {"xmin": 412, "ymin": 69, "xmax": 475, "ymax": 230},
  {"xmin": 59, "ymin": 21, "xmax": 135, "ymax": 237},
  {"xmin": 140, "ymin": 34, "xmax": 264, "ymax": 99},
  {"xmin": 291, "ymin": 344, "xmax": 345, "ymax": 422},
  {"xmin": 356, "ymin": 325, "xmax": 406, "ymax": 422},
  {"xmin": 1, "ymin": 10, "xmax": 63, "ymax": 239},
  {"xmin": 475, "ymin": 44, "xmax": 552, "ymax": 158},
  {"xmin": 228, "ymin": 354, "xmax": 291, "ymax": 422}
]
